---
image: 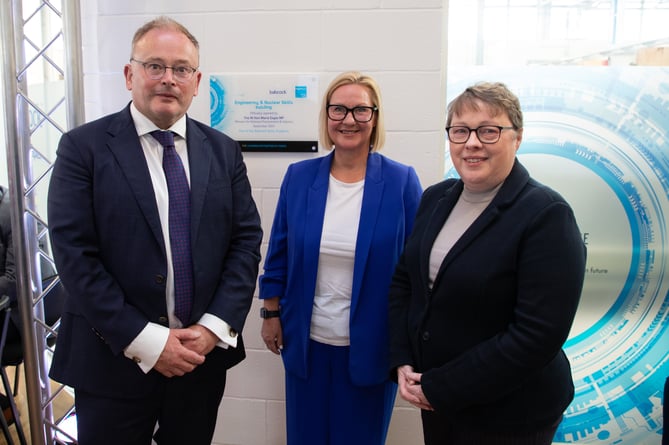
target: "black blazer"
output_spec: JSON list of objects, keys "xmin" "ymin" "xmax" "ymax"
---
[
  {"xmin": 389, "ymin": 160, "xmax": 586, "ymax": 431},
  {"xmin": 47, "ymin": 105, "xmax": 262, "ymax": 397}
]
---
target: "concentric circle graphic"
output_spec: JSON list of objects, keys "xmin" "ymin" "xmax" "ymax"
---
[
  {"xmin": 210, "ymin": 75, "xmax": 228, "ymax": 129},
  {"xmin": 446, "ymin": 67, "xmax": 668, "ymax": 444}
]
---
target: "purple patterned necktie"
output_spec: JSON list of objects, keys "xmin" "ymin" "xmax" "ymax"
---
[{"xmin": 151, "ymin": 130, "xmax": 193, "ymax": 324}]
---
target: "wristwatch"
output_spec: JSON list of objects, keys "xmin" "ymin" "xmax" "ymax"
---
[{"xmin": 260, "ymin": 307, "xmax": 281, "ymax": 319}]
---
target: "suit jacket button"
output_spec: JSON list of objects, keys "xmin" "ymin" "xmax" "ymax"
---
[
  {"xmin": 158, "ymin": 316, "xmax": 168, "ymax": 324},
  {"xmin": 155, "ymin": 274, "xmax": 166, "ymax": 284},
  {"xmin": 422, "ymin": 331, "xmax": 430, "ymax": 341}
]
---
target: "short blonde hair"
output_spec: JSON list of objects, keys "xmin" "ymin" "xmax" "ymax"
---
[{"xmin": 318, "ymin": 71, "xmax": 386, "ymax": 152}]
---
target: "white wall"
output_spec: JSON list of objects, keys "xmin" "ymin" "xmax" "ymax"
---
[{"xmin": 81, "ymin": 1, "xmax": 447, "ymax": 444}]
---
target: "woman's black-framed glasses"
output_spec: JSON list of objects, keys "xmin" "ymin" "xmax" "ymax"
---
[
  {"xmin": 130, "ymin": 58, "xmax": 198, "ymax": 83},
  {"xmin": 445, "ymin": 125, "xmax": 515, "ymax": 144},
  {"xmin": 327, "ymin": 104, "xmax": 377, "ymax": 123}
]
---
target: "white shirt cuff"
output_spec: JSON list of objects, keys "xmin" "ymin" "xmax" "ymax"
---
[
  {"xmin": 198, "ymin": 313, "xmax": 237, "ymax": 349},
  {"xmin": 123, "ymin": 322, "xmax": 169, "ymax": 374}
]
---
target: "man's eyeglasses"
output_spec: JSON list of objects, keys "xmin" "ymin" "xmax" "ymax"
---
[
  {"xmin": 327, "ymin": 104, "xmax": 377, "ymax": 123},
  {"xmin": 445, "ymin": 125, "xmax": 516, "ymax": 144},
  {"xmin": 130, "ymin": 58, "xmax": 198, "ymax": 83}
]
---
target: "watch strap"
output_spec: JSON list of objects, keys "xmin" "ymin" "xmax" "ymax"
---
[{"xmin": 260, "ymin": 307, "xmax": 281, "ymax": 319}]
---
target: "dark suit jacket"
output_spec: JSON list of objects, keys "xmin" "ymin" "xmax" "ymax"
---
[
  {"xmin": 47, "ymin": 104, "xmax": 262, "ymax": 398},
  {"xmin": 260, "ymin": 151, "xmax": 422, "ymax": 386},
  {"xmin": 0, "ymin": 186, "xmax": 15, "ymax": 304},
  {"xmin": 0, "ymin": 186, "xmax": 20, "ymax": 343},
  {"xmin": 389, "ymin": 160, "xmax": 586, "ymax": 431}
]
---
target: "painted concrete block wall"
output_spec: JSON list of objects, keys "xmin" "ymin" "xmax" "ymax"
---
[{"xmin": 80, "ymin": 1, "xmax": 447, "ymax": 443}]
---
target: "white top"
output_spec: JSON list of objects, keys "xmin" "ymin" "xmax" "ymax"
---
[
  {"xmin": 428, "ymin": 184, "xmax": 501, "ymax": 287},
  {"xmin": 123, "ymin": 103, "xmax": 236, "ymax": 373},
  {"xmin": 310, "ymin": 175, "xmax": 364, "ymax": 346}
]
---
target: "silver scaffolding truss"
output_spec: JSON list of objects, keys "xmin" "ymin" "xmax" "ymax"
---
[{"xmin": 0, "ymin": 0, "xmax": 83, "ymax": 444}]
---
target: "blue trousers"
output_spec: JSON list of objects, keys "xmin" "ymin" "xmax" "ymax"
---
[{"xmin": 285, "ymin": 340, "xmax": 397, "ymax": 445}]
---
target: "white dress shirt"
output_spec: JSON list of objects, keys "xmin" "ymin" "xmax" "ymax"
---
[{"xmin": 123, "ymin": 103, "xmax": 236, "ymax": 373}]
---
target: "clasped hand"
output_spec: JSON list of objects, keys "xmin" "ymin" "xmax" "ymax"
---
[
  {"xmin": 397, "ymin": 365, "xmax": 434, "ymax": 411},
  {"xmin": 154, "ymin": 325, "xmax": 217, "ymax": 377}
]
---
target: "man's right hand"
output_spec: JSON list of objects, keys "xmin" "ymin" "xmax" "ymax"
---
[{"xmin": 153, "ymin": 328, "xmax": 206, "ymax": 377}]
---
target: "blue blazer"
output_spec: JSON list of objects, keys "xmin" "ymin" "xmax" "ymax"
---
[
  {"xmin": 260, "ymin": 151, "xmax": 422, "ymax": 386},
  {"xmin": 47, "ymin": 105, "xmax": 262, "ymax": 397}
]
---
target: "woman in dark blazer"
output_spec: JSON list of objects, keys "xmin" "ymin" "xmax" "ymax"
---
[
  {"xmin": 389, "ymin": 82, "xmax": 586, "ymax": 444},
  {"xmin": 259, "ymin": 71, "xmax": 422, "ymax": 445}
]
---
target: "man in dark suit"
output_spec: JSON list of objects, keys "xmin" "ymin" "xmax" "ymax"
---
[{"xmin": 47, "ymin": 16, "xmax": 262, "ymax": 445}]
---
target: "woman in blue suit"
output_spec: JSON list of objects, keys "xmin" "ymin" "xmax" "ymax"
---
[{"xmin": 259, "ymin": 71, "xmax": 422, "ymax": 445}]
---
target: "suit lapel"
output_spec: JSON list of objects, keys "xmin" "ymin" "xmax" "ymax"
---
[
  {"xmin": 185, "ymin": 119, "xmax": 210, "ymax": 244},
  {"xmin": 430, "ymin": 160, "xmax": 529, "ymax": 288},
  {"xmin": 418, "ymin": 181, "xmax": 460, "ymax": 291},
  {"xmin": 350, "ymin": 153, "xmax": 383, "ymax": 315},
  {"xmin": 106, "ymin": 108, "xmax": 164, "ymax": 248},
  {"xmin": 303, "ymin": 154, "xmax": 331, "ymax": 303},
  {"xmin": 435, "ymin": 202, "xmax": 499, "ymax": 282}
]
